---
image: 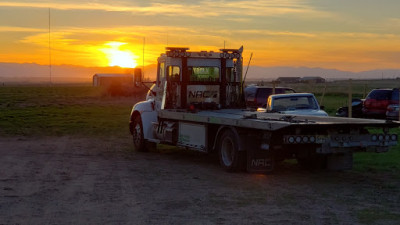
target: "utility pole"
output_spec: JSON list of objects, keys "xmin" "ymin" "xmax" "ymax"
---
[
  {"xmin": 142, "ymin": 37, "xmax": 145, "ymax": 80},
  {"xmin": 48, "ymin": 8, "xmax": 52, "ymax": 85},
  {"xmin": 348, "ymin": 79, "xmax": 352, "ymax": 118}
]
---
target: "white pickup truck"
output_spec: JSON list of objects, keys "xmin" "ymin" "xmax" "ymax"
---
[{"xmin": 257, "ymin": 93, "xmax": 328, "ymax": 117}]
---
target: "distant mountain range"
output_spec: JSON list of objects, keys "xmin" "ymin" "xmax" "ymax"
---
[
  {"xmin": 0, "ymin": 63, "xmax": 157, "ymax": 84},
  {"xmin": 0, "ymin": 62, "xmax": 399, "ymax": 84},
  {"xmin": 245, "ymin": 66, "xmax": 400, "ymax": 81}
]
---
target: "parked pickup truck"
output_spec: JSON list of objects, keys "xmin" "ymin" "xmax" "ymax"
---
[
  {"xmin": 257, "ymin": 93, "xmax": 328, "ymax": 117},
  {"xmin": 244, "ymin": 86, "xmax": 296, "ymax": 109}
]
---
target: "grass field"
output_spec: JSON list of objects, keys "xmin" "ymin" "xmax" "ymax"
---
[
  {"xmin": 1, "ymin": 82, "xmax": 399, "ymax": 224},
  {"xmin": 0, "ymin": 82, "xmax": 399, "ymax": 176},
  {"xmin": 0, "ymin": 86, "xmax": 146, "ymax": 137}
]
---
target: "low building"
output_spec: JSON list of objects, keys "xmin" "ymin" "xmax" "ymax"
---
[
  {"xmin": 276, "ymin": 77, "xmax": 301, "ymax": 83},
  {"xmin": 92, "ymin": 73, "xmax": 133, "ymax": 87},
  {"xmin": 300, "ymin": 76, "xmax": 326, "ymax": 83}
]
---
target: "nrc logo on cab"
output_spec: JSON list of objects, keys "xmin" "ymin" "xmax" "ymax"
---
[{"xmin": 188, "ymin": 91, "xmax": 218, "ymax": 99}]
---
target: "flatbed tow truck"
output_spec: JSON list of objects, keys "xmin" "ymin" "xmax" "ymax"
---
[{"xmin": 130, "ymin": 47, "xmax": 399, "ymax": 173}]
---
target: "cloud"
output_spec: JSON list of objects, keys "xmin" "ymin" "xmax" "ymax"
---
[
  {"xmin": 0, "ymin": 1, "xmax": 134, "ymax": 12},
  {"xmin": 0, "ymin": 0, "xmax": 331, "ymax": 18},
  {"xmin": 232, "ymin": 29, "xmax": 316, "ymax": 38},
  {"xmin": 0, "ymin": 26, "xmax": 45, "ymax": 32}
]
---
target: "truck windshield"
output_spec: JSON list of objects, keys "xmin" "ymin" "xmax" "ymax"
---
[
  {"xmin": 273, "ymin": 96, "xmax": 318, "ymax": 111},
  {"xmin": 189, "ymin": 67, "xmax": 219, "ymax": 82}
]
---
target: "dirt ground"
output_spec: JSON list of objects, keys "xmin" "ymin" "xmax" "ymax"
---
[{"xmin": 0, "ymin": 135, "xmax": 399, "ymax": 225}]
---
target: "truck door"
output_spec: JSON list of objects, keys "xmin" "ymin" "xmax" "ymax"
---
[
  {"xmin": 165, "ymin": 65, "xmax": 181, "ymax": 109},
  {"xmin": 157, "ymin": 61, "xmax": 166, "ymax": 110}
]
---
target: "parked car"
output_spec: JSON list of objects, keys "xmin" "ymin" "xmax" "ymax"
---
[
  {"xmin": 258, "ymin": 93, "xmax": 328, "ymax": 117},
  {"xmin": 363, "ymin": 88, "xmax": 399, "ymax": 119},
  {"xmin": 244, "ymin": 86, "xmax": 295, "ymax": 109},
  {"xmin": 335, "ymin": 98, "xmax": 364, "ymax": 118}
]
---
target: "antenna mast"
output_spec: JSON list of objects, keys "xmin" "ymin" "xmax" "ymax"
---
[
  {"xmin": 48, "ymin": 8, "xmax": 52, "ymax": 85},
  {"xmin": 142, "ymin": 37, "xmax": 145, "ymax": 80}
]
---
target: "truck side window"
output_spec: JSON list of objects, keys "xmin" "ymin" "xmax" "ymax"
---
[
  {"xmin": 189, "ymin": 67, "xmax": 219, "ymax": 82},
  {"xmin": 226, "ymin": 68, "xmax": 234, "ymax": 82},
  {"xmin": 167, "ymin": 66, "xmax": 180, "ymax": 82},
  {"xmin": 158, "ymin": 62, "xmax": 165, "ymax": 87}
]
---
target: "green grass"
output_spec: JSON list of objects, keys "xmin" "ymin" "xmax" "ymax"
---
[
  {"xmin": 1, "ymin": 83, "xmax": 400, "ymax": 175},
  {"xmin": 353, "ymin": 148, "xmax": 400, "ymax": 174},
  {"xmin": 0, "ymin": 86, "xmax": 145, "ymax": 137},
  {"xmin": 357, "ymin": 208, "xmax": 400, "ymax": 224}
]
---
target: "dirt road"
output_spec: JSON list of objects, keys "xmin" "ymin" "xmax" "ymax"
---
[{"xmin": 0, "ymin": 136, "xmax": 399, "ymax": 225}]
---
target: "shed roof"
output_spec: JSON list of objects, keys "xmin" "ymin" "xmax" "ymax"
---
[{"xmin": 93, "ymin": 73, "xmax": 132, "ymax": 78}]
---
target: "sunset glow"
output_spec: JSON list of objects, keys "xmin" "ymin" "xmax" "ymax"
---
[
  {"xmin": 101, "ymin": 42, "xmax": 138, "ymax": 68},
  {"xmin": 0, "ymin": 0, "xmax": 399, "ymax": 73}
]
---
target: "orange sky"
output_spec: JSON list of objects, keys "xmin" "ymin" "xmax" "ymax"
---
[{"xmin": 0, "ymin": 0, "xmax": 400, "ymax": 72}]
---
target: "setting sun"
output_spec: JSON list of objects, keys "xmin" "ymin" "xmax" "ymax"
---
[{"xmin": 101, "ymin": 42, "xmax": 138, "ymax": 68}]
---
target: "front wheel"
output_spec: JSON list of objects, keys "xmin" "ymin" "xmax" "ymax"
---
[
  {"xmin": 132, "ymin": 116, "xmax": 147, "ymax": 152},
  {"xmin": 218, "ymin": 129, "xmax": 245, "ymax": 172}
]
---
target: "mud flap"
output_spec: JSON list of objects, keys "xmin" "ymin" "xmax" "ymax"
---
[{"xmin": 246, "ymin": 149, "xmax": 274, "ymax": 173}]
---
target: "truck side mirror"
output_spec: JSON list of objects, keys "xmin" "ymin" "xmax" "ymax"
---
[{"xmin": 134, "ymin": 68, "xmax": 142, "ymax": 87}]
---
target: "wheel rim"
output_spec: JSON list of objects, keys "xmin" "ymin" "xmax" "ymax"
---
[
  {"xmin": 221, "ymin": 137, "xmax": 234, "ymax": 167},
  {"xmin": 133, "ymin": 123, "xmax": 142, "ymax": 146}
]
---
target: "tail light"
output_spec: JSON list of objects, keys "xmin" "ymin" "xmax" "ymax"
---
[
  {"xmin": 364, "ymin": 99, "xmax": 371, "ymax": 108},
  {"xmin": 387, "ymin": 104, "xmax": 399, "ymax": 112}
]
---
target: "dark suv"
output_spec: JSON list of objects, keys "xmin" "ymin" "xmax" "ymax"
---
[
  {"xmin": 244, "ymin": 86, "xmax": 295, "ymax": 108},
  {"xmin": 363, "ymin": 88, "xmax": 399, "ymax": 119}
]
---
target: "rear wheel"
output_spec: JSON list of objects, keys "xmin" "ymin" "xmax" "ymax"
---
[
  {"xmin": 218, "ymin": 129, "xmax": 245, "ymax": 172},
  {"xmin": 132, "ymin": 116, "xmax": 147, "ymax": 152}
]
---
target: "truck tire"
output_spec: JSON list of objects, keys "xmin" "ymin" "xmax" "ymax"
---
[
  {"xmin": 218, "ymin": 129, "xmax": 245, "ymax": 172},
  {"xmin": 132, "ymin": 116, "xmax": 147, "ymax": 152}
]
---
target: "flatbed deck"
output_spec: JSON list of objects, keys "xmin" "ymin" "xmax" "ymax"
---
[{"xmin": 158, "ymin": 109, "xmax": 400, "ymax": 131}]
